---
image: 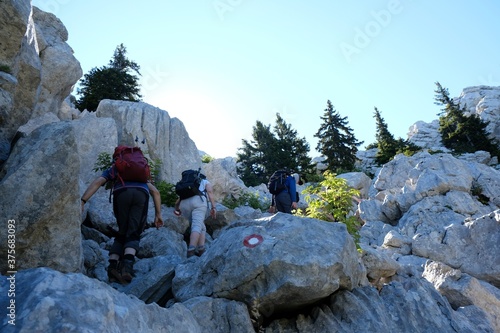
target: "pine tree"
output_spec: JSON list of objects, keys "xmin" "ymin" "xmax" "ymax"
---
[
  {"xmin": 314, "ymin": 100, "xmax": 362, "ymax": 172},
  {"xmin": 236, "ymin": 121, "xmax": 274, "ymax": 186},
  {"xmin": 434, "ymin": 82, "xmax": 499, "ymax": 156},
  {"xmin": 75, "ymin": 44, "xmax": 142, "ymax": 111},
  {"xmin": 237, "ymin": 113, "xmax": 311, "ymax": 186},
  {"xmin": 273, "ymin": 113, "xmax": 311, "ymax": 173},
  {"xmin": 373, "ymin": 107, "xmax": 399, "ymax": 165}
]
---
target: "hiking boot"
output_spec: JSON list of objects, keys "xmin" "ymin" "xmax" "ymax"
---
[
  {"xmin": 187, "ymin": 246, "xmax": 196, "ymax": 258},
  {"xmin": 121, "ymin": 259, "xmax": 135, "ymax": 283},
  {"xmin": 196, "ymin": 245, "xmax": 205, "ymax": 257},
  {"xmin": 107, "ymin": 261, "xmax": 125, "ymax": 284}
]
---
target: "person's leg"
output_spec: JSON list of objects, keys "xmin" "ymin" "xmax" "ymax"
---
[
  {"xmin": 188, "ymin": 232, "xmax": 200, "ymax": 257},
  {"xmin": 188, "ymin": 196, "xmax": 207, "ymax": 257},
  {"xmin": 121, "ymin": 188, "xmax": 149, "ymax": 282},
  {"xmin": 108, "ymin": 189, "xmax": 131, "ymax": 283},
  {"xmin": 196, "ymin": 222, "xmax": 207, "ymax": 256},
  {"xmin": 179, "ymin": 197, "xmax": 196, "ymax": 257},
  {"xmin": 275, "ymin": 191, "xmax": 292, "ymax": 214}
]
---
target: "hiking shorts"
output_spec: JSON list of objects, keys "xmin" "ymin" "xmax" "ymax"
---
[
  {"xmin": 110, "ymin": 187, "xmax": 149, "ymax": 254},
  {"xmin": 179, "ymin": 195, "xmax": 208, "ymax": 235}
]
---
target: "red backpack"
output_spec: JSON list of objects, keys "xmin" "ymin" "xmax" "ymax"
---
[{"xmin": 112, "ymin": 146, "xmax": 151, "ymax": 185}]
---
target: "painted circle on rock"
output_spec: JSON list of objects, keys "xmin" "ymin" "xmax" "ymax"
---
[{"xmin": 243, "ymin": 234, "xmax": 264, "ymax": 248}]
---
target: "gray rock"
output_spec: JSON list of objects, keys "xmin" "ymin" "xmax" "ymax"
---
[
  {"xmin": 183, "ymin": 296, "xmax": 255, "ymax": 333},
  {"xmin": 173, "ymin": 214, "xmax": 366, "ymax": 318},
  {"xmin": 96, "ymin": 99, "xmax": 199, "ymax": 184},
  {"xmin": 0, "ymin": 267, "xmax": 202, "ymax": 332},
  {"xmin": 0, "ymin": 121, "xmax": 82, "ymax": 273}
]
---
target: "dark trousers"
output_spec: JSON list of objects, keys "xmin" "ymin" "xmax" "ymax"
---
[
  {"xmin": 275, "ymin": 191, "xmax": 292, "ymax": 214},
  {"xmin": 110, "ymin": 188, "xmax": 149, "ymax": 256}
]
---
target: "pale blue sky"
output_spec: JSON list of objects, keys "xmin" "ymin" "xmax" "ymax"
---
[{"xmin": 32, "ymin": 0, "xmax": 500, "ymax": 158}]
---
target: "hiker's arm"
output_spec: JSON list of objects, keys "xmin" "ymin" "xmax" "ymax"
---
[
  {"xmin": 205, "ymin": 182, "xmax": 217, "ymax": 218},
  {"xmin": 288, "ymin": 177, "xmax": 298, "ymax": 209},
  {"xmin": 81, "ymin": 176, "xmax": 107, "ymax": 211},
  {"xmin": 147, "ymin": 183, "xmax": 163, "ymax": 228},
  {"xmin": 174, "ymin": 198, "xmax": 181, "ymax": 216},
  {"xmin": 269, "ymin": 196, "xmax": 276, "ymax": 213}
]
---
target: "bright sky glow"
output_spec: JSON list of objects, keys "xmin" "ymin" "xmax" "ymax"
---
[{"xmin": 32, "ymin": 0, "xmax": 500, "ymax": 158}]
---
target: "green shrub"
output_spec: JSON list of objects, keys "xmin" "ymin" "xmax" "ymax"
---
[
  {"xmin": 93, "ymin": 152, "xmax": 113, "ymax": 172},
  {"xmin": 0, "ymin": 64, "xmax": 12, "ymax": 74},
  {"xmin": 156, "ymin": 180, "xmax": 177, "ymax": 206},
  {"xmin": 201, "ymin": 154, "xmax": 214, "ymax": 163},
  {"xmin": 147, "ymin": 157, "xmax": 162, "ymax": 183},
  {"xmin": 222, "ymin": 191, "xmax": 270, "ymax": 210},
  {"xmin": 302, "ymin": 171, "xmax": 363, "ymax": 250}
]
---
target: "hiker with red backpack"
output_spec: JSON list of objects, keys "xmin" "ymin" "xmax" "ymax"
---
[
  {"xmin": 81, "ymin": 145, "xmax": 163, "ymax": 284},
  {"xmin": 173, "ymin": 169, "xmax": 217, "ymax": 258}
]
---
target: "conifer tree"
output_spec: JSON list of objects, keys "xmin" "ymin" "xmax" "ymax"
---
[
  {"xmin": 373, "ymin": 107, "xmax": 398, "ymax": 165},
  {"xmin": 314, "ymin": 100, "xmax": 362, "ymax": 172},
  {"xmin": 236, "ymin": 121, "xmax": 274, "ymax": 186},
  {"xmin": 75, "ymin": 44, "xmax": 142, "ymax": 111},
  {"xmin": 237, "ymin": 113, "xmax": 311, "ymax": 186},
  {"xmin": 273, "ymin": 113, "xmax": 311, "ymax": 173},
  {"xmin": 434, "ymin": 82, "xmax": 499, "ymax": 157}
]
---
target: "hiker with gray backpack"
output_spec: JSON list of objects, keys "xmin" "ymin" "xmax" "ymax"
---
[
  {"xmin": 174, "ymin": 168, "xmax": 217, "ymax": 258},
  {"xmin": 81, "ymin": 145, "xmax": 163, "ymax": 284},
  {"xmin": 268, "ymin": 168, "xmax": 299, "ymax": 214}
]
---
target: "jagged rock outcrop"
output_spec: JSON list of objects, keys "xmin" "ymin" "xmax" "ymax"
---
[
  {"xmin": 96, "ymin": 99, "xmax": 199, "ymax": 184},
  {"xmin": 359, "ymin": 151, "xmax": 500, "ymax": 288},
  {"xmin": 457, "ymin": 86, "xmax": 500, "ymax": 141},
  {"xmin": 407, "ymin": 86, "xmax": 500, "ymax": 153},
  {"xmin": 407, "ymin": 119, "xmax": 447, "ymax": 151},
  {"xmin": 0, "ymin": 0, "xmax": 82, "ymax": 163},
  {"xmin": 31, "ymin": 7, "xmax": 82, "ymax": 119}
]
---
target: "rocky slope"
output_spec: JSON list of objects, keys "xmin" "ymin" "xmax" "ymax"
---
[{"xmin": 0, "ymin": 1, "xmax": 499, "ymax": 332}]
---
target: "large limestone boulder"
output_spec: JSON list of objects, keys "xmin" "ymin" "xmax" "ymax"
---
[
  {"xmin": 265, "ymin": 276, "xmax": 492, "ymax": 332},
  {"xmin": 423, "ymin": 261, "xmax": 500, "ymax": 333},
  {"xmin": 172, "ymin": 214, "xmax": 367, "ymax": 319},
  {"xmin": 0, "ymin": 121, "xmax": 82, "ymax": 273},
  {"xmin": 338, "ymin": 171, "xmax": 372, "ymax": 198},
  {"xmin": 0, "ymin": 268, "xmax": 203, "ymax": 333},
  {"xmin": 409, "ymin": 210, "xmax": 500, "ymax": 287},
  {"xmin": 96, "ymin": 99, "xmax": 199, "ymax": 184},
  {"xmin": 202, "ymin": 157, "xmax": 247, "ymax": 202}
]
